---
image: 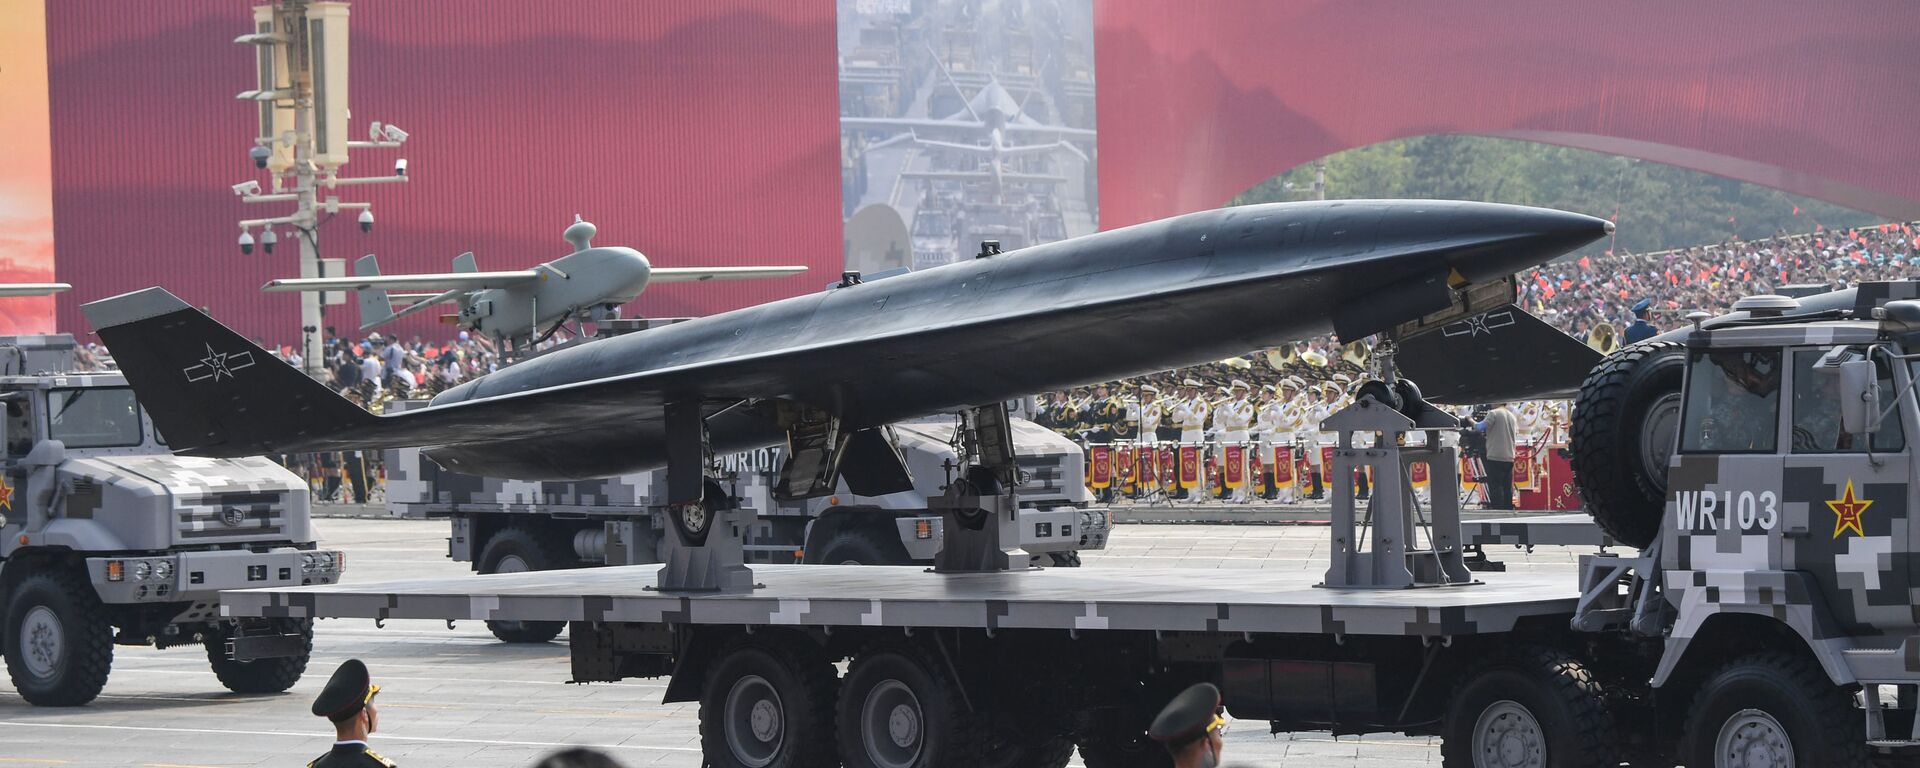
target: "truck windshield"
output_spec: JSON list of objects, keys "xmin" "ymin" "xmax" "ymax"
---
[{"xmin": 48, "ymin": 387, "xmax": 143, "ymax": 449}]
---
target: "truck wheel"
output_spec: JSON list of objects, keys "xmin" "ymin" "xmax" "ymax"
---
[
  {"xmin": 1441, "ymin": 646, "xmax": 1613, "ymax": 768},
  {"xmin": 1569, "ymin": 341, "xmax": 1685, "ymax": 549},
  {"xmin": 1074, "ymin": 735, "xmax": 1173, "ymax": 768},
  {"xmin": 837, "ymin": 644, "xmax": 983, "ymax": 768},
  {"xmin": 1680, "ymin": 652, "xmax": 1865, "ymax": 768},
  {"xmin": 699, "ymin": 639, "xmax": 837, "ymax": 768},
  {"xmin": 206, "ymin": 618, "xmax": 312, "ymax": 694},
  {"xmin": 3, "ymin": 570, "xmax": 114, "ymax": 706},
  {"xmin": 479, "ymin": 527, "xmax": 571, "ymax": 643},
  {"xmin": 1048, "ymin": 551, "xmax": 1081, "ymax": 568},
  {"xmin": 810, "ymin": 526, "xmax": 913, "ymax": 566}
]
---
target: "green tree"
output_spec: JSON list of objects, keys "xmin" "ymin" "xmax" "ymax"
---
[{"xmin": 1228, "ymin": 135, "xmax": 1879, "ymax": 254}]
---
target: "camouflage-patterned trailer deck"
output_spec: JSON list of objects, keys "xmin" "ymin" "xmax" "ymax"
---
[{"xmin": 222, "ymin": 564, "xmax": 1579, "ymax": 637}]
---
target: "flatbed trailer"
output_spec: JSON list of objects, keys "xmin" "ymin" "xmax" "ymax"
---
[
  {"xmin": 229, "ymin": 561, "xmax": 1602, "ymax": 768},
  {"xmin": 224, "ymin": 562, "xmax": 1577, "ymax": 642}
]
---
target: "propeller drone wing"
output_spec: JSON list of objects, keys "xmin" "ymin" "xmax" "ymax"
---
[{"xmin": 261, "ymin": 271, "xmax": 541, "ymax": 293}]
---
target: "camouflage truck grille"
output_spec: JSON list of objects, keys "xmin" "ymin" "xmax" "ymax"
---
[{"xmin": 176, "ymin": 492, "xmax": 284, "ymax": 539}]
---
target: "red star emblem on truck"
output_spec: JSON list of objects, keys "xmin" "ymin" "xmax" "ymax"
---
[
  {"xmin": 1826, "ymin": 479, "xmax": 1872, "ymax": 539},
  {"xmin": 0, "ymin": 476, "xmax": 13, "ymax": 511}
]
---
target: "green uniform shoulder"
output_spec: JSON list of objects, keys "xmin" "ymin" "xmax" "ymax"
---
[{"xmin": 310, "ymin": 746, "xmax": 394, "ymax": 768}]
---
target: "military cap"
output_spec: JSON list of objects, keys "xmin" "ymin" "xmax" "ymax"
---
[
  {"xmin": 1182, "ymin": 378, "xmax": 1202, "ymax": 387},
  {"xmin": 1229, "ymin": 379, "xmax": 1249, "ymax": 391},
  {"xmin": 1632, "ymin": 297, "xmax": 1652, "ymax": 314},
  {"xmin": 1142, "ymin": 384, "xmax": 1160, "ymax": 394},
  {"xmin": 312, "ymin": 658, "xmax": 379, "ymax": 722},
  {"xmin": 1148, "ymin": 682, "xmax": 1224, "ymax": 749}
]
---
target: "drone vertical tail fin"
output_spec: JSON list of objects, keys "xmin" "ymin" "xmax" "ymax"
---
[{"xmin": 354, "ymin": 254, "xmax": 395, "ymax": 331}]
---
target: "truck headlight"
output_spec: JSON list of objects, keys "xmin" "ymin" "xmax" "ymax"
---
[
  {"xmin": 132, "ymin": 560, "xmax": 152, "ymax": 581},
  {"xmin": 320, "ymin": 552, "xmax": 337, "ymax": 571},
  {"xmin": 153, "ymin": 560, "xmax": 173, "ymax": 581},
  {"xmin": 302, "ymin": 553, "xmax": 318, "ymax": 574}
]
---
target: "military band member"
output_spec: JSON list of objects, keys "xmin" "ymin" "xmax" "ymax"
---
[
  {"xmin": 1218, "ymin": 380, "xmax": 1254, "ymax": 502},
  {"xmin": 309, "ymin": 659, "xmax": 393, "ymax": 768},
  {"xmin": 1258, "ymin": 382, "xmax": 1295, "ymax": 501},
  {"xmin": 1139, "ymin": 384, "xmax": 1166, "ymax": 448},
  {"xmin": 1171, "ymin": 380, "xmax": 1209, "ymax": 500},
  {"xmin": 1173, "ymin": 379, "xmax": 1209, "ymax": 445}
]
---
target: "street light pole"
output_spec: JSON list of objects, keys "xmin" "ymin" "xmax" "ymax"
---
[{"xmin": 232, "ymin": 0, "xmax": 410, "ymax": 379}]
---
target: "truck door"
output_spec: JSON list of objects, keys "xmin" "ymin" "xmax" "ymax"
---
[
  {"xmin": 1, "ymin": 395, "xmax": 30, "ymax": 522},
  {"xmin": 1780, "ymin": 346, "xmax": 1912, "ymax": 634},
  {"xmin": 1669, "ymin": 348, "xmax": 1786, "ymax": 575}
]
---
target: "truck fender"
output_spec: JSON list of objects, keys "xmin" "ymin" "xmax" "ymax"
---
[
  {"xmin": 33, "ymin": 519, "xmax": 129, "ymax": 552},
  {"xmin": 1651, "ymin": 575, "xmax": 1852, "ymax": 688}
]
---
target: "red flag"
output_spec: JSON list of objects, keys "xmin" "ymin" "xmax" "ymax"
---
[
  {"xmin": 1578, "ymin": 256, "xmax": 1591, "ymax": 270},
  {"xmin": 1791, "ymin": 206, "xmax": 1800, "ymax": 215}
]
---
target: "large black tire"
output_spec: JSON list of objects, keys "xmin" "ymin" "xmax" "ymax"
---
[
  {"xmin": 1440, "ymin": 646, "xmax": 1613, "ymax": 768},
  {"xmin": 1074, "ymin": 735, "xmax": 1173, "ymax": 768},
  {"xmin": 808, "ymin": 524, "xmax": 913, "ymax": 566},
  {"xmin": 1569, "ymin": 341, "xmax": 1686, "ymax": 548},
  {"xmin": 837, "ymin": 643, "xmax": 984, "ymax": 768},
  {"xmin": 1047, "ymin": 551, "xmax": 1081, "ymax": 568},
  {"xmin": 1681, "ymin": 651, "xmax": 1866, "ymax": 768},
  {"xmin": 478, "ymin": 527, "xmax": 573, "ymax": 643},
  {"xmin": 698, "ymin": 638, "xmax": 838, "ymax": 768},
  {"xmin": 3, "ymin": 570, "xmax": 114, "ymax": 706},
  {"xmin": 206, "ymin": 618, "xmax": 312, "ymax": 694}
]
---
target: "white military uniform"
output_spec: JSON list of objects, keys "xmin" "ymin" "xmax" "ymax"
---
[
  {"xmin": 1173, "ymin": 396, "xmax": 1209, "ymax": 445},
  {"xmin": 1255, "ymin": 394, "xmax": 1292, "ymax": 501},
  {"xmin": 1140, "ymin": 397, "xmax": 1165, "ymax": 448},
  {"xmin": 1219, "ymin": 394, "xmax": 1254, "ymax": 501}
]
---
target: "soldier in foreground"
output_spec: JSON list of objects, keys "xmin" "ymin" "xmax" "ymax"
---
[
  {"xmin": 1149, "ymin": 682, "xmax": 1229, "ymax": 768},
  {"xmin": 309, "ymin": 659, "xmax": 394, "ymax": 768}
]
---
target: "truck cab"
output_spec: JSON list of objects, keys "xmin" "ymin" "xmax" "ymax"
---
[
  {"xmin": 1570, "ymin": 287, "xmax": 1920, "ymax": 762},
  {"xmin": 0, "ymin": 335, "xmax": 338, "ymax": 706}
]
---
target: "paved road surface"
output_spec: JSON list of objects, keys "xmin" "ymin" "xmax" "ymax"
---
[{"xmin": 0, "ymin": 520, "xmax": 1596, "ymax": 767}]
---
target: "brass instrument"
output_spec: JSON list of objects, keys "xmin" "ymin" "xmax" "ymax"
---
[
  {"xmin": 1341, "ymin": 341, "xmax": 1370, "ymax": 368},
  {"xmin": 1587, "ymin": 322, "xmax": 1618, "ymax": 354},
  {"xmin": 1301, "ymin": 349, "xmax": 1329, "ymax": 367},
  {"xmin": 1265, "ymin": 345, "xmax": 1298, "ymax": 370}
]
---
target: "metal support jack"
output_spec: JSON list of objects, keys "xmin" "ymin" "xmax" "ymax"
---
[
  {"xmin": 653, "ymin": 400, "xmax": 756, "ymax": 592},
  {"xmin": 932, "ymin": 404, "xmax": 1032, "ymax": 572},
  {"xmin": 1320, "ymin": 341, "xmax": 1475, "ymax": 589}
]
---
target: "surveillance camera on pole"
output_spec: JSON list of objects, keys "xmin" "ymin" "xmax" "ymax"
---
[{"xmin": 227, "ymin": 0, "xmax": 413, "ymax": 379}]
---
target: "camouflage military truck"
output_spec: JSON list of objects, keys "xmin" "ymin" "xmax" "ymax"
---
[
  {"xmin": 0, "ymin": 335, "xmax": 338, "ymax": 706},
  {"xmin": 383, "ymin": 402, "xmax": 1109, "ymax": 643}
]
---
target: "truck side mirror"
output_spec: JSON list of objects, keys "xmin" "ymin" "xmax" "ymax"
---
[
  {"xmin": 1838, "ymin": 359, "xmax": 1879, "ymax": 436},
  {"xmin": 23, "ymin": 439, "xmax": 64, "ymax": 468}
]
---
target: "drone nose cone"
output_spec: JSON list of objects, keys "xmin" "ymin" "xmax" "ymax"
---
[{"xmin": 1441, "ymin": 202, "xmax": 1613, "ymax": 282}]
